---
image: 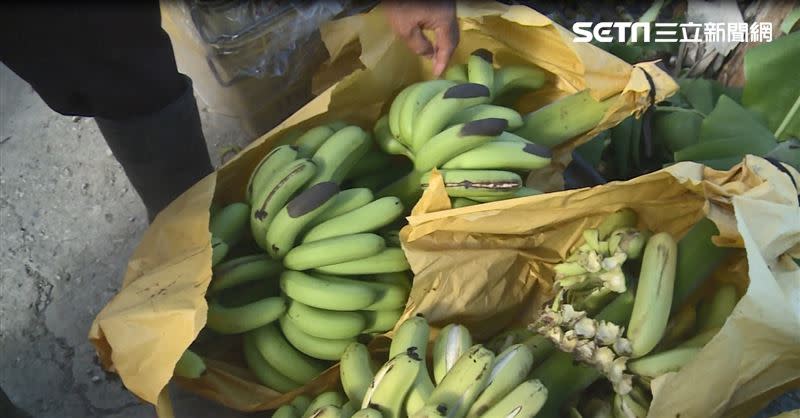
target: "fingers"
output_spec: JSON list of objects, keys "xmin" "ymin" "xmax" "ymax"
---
[
  {"xmin": 402, "ymin": 26, "xmax": 434, "ymax": 58},
  {"xmin": 432, "ymin": 23, "xmax": 459, "ymax": 77}
]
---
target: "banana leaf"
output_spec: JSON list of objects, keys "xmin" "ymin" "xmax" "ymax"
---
[{"xmin": 698, "ymin": 95, "xmax": 777, "ymax": 147}]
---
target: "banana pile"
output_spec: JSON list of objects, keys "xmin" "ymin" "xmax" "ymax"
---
[
  {"xmin": 275, "ymin": 315, "xmax": 548, "ymax": 418},
  {"xmin": 373, "ymin": 48, "xmax": 614, "ymax": 207}
]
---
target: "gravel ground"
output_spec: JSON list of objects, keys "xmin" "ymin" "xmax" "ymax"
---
[{"xmin": 1, "ymin": 47, "xmax": 797, "ymax": 418}]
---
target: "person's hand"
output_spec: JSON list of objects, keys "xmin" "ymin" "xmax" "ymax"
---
[{"xmin": 383, "ymin": 0, "xmax": 459, "ymax": 77}]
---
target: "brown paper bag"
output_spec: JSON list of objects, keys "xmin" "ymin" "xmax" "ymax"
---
[
  {"xmin": 399, "ymin": 155, "xmax": 800, "ymax": 418},
  {"xmin": 88, "ymin": 2, "xmax": 679, "ymax": 414}
]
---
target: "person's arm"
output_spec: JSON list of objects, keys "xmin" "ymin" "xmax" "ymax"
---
[{"xmin": 383, "ymin": 0, "xmax": 459, "ymax": 77}]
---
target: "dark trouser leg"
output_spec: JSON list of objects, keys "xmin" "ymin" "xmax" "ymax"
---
[{"xmin": 0, "ymin": 2, "xmax": 213, "ymax": 221}]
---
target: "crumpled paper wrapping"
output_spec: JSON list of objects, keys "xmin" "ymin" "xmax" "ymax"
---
[
  {"xmin": 399, "ymin": 155, "xmax": 800, "ymax": 418},
  {"xmin": 88, "ymin": 1, "xmax": 679, "ymax": 415}
]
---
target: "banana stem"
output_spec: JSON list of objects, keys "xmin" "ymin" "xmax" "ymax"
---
[{"xmin": 774, "ymin": 94, "xmax": 800, "ymax": 141}]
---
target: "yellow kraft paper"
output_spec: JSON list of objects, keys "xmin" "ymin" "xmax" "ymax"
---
[{"xmin": 89, "ymin": 1, "xmax": 681, "ymax": 415}]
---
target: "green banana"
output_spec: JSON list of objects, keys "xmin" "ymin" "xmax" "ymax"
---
[
  {"xmin": 211, "ymin": 236, "xmax": 229, "ymax": 267},
  {"xmin": 444, "ymin": 64, "xmax": 469, "ymax": 82},
  {"xmin": 242, "ymin": 332, "xmax": 301, "ymax": 392},
  {"xmin": 652, "ymin": 110, "xmax": 703, "ymax": 153},
  {"xmin": 250, "ymin": 322, "xmax": 329, "ymax": 384},
  {"xmin": 389, "ymin": 85, "xmax": 414, "ymax": 141},
  {"xmin": 266, "ymin": 181, "xmax": 340, "ymax": 259},
  {"xmin": 280, "ymin": 270, "xmax": 378, "ymax": 311},
  {"xmin": 448, "ymin": 104, "xmax": 524, "ymax": 130},
  {"xmin": 628, "ymin": 347, "xmax": 699, "ymax": 378},
  {"xmin": 309, "ymin": 406, "xmax": 342, "ymax": 418},
  {"xmin": 205, "ymin": 296, "xmax": 286, "ymax": 334},
  {"xmin": 475, "ymin": 379, "xmax": 548, "ymax": 418},
  {"xmin": 352, "ymin": 408, "xmax": 383, "ymax": 418},
  {"xmin": 302, "ymin": 197, "xmax": 405, "ymax": 243},
  {"xmin": 612, "ymin": 393, "xmax": 648, "ymax": 418},
  {"xmin": 283, "ymin": 233, "xmax": 386, "ymax": 271},
  {"xmin": 451, "ymin": 197, "xmax": 480, "ymax": 208},
  {"xmin": 420, "ymin": 169, "xmax": 522, "ymax": 199},
  {"xmin": 627, "ymin": 232, "xmax": 678, "ymax": 358},
  {"xmin": 414, "ymin": 118, "xmax": 508, "ymax": 172},
  {"xmin": 432, "ymin": 323, "xmax": 473, "ymax": 384},
  {"xmin": 274, "ymin": 404, "xmax": 301, "ymax": 418},
  {"xmin": 341, "ymin": 402, "xmax": 358, "ymax": 418},
  {"xmin": 293, "ymin": 395, "xmax": 312, "ymax": 415},
  {"xmin": 246, "ymin": 145, "xmax": 300, "ymax": 203},
  {"xmin": 310, "ymin": 125, "xmax": 371, "ymax": 185},
  {"xmin": 597, "ymin": 208, "xmax": 638, "ymax": 240},
  {"xmin": 303, "ymin": 392, "xmax": 347, "ymax": 418},
  {"xmin": 210, "ymin": 202, "xmax": 250, "ymax": 248},
  {"xmin": 215, "ymin": 277, "xmax": 279, "ymax": 307},
  {"xmin": 287, "ymin": 299, "xmax": 367, "ymax": 339},
  {"xmin": 308, "ymin": 188, "xmax": 375, "ymax": 228},
  {"xmin": 295, "ymin": 125, "xmax": 337, "ymax": 159},
  {"xmin": 514, "ymin": 89, "xmax": 611, "ymax": 148},
  {"xmin": 467, "ymin": 49, "xmax": 495, "ymax": 99},
  {"xmin": 174, "ymin": 349, "xmax": 206, "ymax": 379},
  {"xmin": 424, "ymin": 345, "xmax": 495, "ymax": 418},
  {"xmin": 362, "ymin": 309, "xmax": 404, "ymax": 333},
  {"xmin": 341, "ymin": 342, "xmax": 376, "ymax": 406},
  {"xmin": 374, "ymin": 114, "xmax": 415, "ymax": 159},
  {"xmin": 208, "ymin": 254, "xmax": 282, "ymax": 295},
  {"xmin": 678, "ymin": 326, "xmax": 720, "ymax": 348},
  {"xmin": 280, "ymin": 315, "xmax": 355, "ymax": 361},
  {"xmin": 250, "ymin": 158, "xmax": 317, "ymax": 250},
  {"xmin": 696, "ymin": 283, "xmax": 738, "ymax": 332},
  {"xmin": 362, "ymin": 352, "xmax": 422, "ymax": 418},
  {"xmin": 672, "ymin": 218, "xmax": 732, "ymax": 310},
  {"xmin": 389, "ymin": 315, "xmax": 430, "ymax": 358},
  {"xmin": 405, "ymin": 373, "xmax": 435, "ymax": 417},
  {"xmin": 399, "ymin": 80, "xmax": 458, "ymax": 144},
  {"xmin": 411, "ymin": 83, "xmax": 492, "ymax": 151},
  {"xmin": 466, "ymin": 344, "xmax": 535, "ymax": 418},
  {"xmin": 440, "ymin": 140, "xmax": 552, "ymax": 171},
  {"xmin": 314, "ymin": 247, "xmax": 410, "ymax": 275},
  {"xmin": 493, "ymin": 65, "xmax": 547, "ymax": 97}
]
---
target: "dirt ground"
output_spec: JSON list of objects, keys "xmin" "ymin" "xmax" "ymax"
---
[{"xmin": 0, "ymin": 59, "xmax": 797, "ymax": 418}]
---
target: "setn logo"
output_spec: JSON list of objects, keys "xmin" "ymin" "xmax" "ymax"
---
[{"xmin": 572, "ymin": 22, "xmax": 653, "ymax": 43}]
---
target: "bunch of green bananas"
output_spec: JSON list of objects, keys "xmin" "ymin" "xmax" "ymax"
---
[
  {"xmin": 375, "ymin": 48, "xmax": 614, "ymax": 207},
  {"xmin": 280, "ymin": 315, "xmax": 548, "ymax": 418}
]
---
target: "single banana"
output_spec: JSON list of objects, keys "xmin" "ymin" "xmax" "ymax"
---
[
  {"xmin": 295, "ymin": 125, "xmax": 336, "ymax": 158},
  {"xmin": 420, "ymin": 169, "xmax": 522, "ymax": 199},
  {"xmin": 467, "ymin": 49, "xmax": 495, "ymax": 99},
  {"xmin": 405, "ymin": 372, "xmax": 435, "ymax": 417},
  {"xmin": 205, "ymin": 296, "xmax": 286, "ymax": 334},
  {"xmin": 399, "ymin": 80, "xmax": 458, "ymax": 144},
  {"xmin": 280, "ymin": 315, "xmax": 355, "ymax": 361},
  {"xmin": 309, "ymin": 125, "xmax": 371, "ymax": 185},
  {"xmin": 696, "ymin": 283, "xmax": 738, "ymax": 333},
  {"xmin": 448, "ymin": 104, "xmax": 524, "ymax": 130},
  {"xmin": 173, "ymin": 349, "xmax": 206, "ymax": 379},
  {"xmin": 389, "ymin": 85, "xmax": 414, "ymax": 141},
  {"xmin": 250, "ymin": 158, "xmax": 317, "ymax": 250},
  {"xmin": 314, "ymin": 248, "xmax": 410, "ymax": 276},
  {"xmin": 411, "ymin": 83, "xmax": 492, "ymax": 152},
  {"xmin": 466, "ymin": 344, "xmax": 535, "ymax": 418},
  {"xmin": 627, "ymin": 232, "xmax": 678, "ymax": 358},
  {"xmin": 432, "ymin": 324, "xmax": 473, "ymax": 384},
  {"xmin": 341, "ymin": 402, "xmax": 358, "ymax": 418},
  {"xmin": 352, "ymin": 408, "xmax": 384, "ymax": 418},
  {"xmin": 425, "ymin": 345, "xmax": 495, "ymax": 418},
  {"xmin": 274, "ymin": 404, "xmax": 301, "ymax": 418},
  {"xmin": 266, "ymin": 181, "xmax": 340, "ymax": 259},
  {"xmin": 211, "ymin": 236, "xmax": 229, "ymax": 267},
  {"xmin": 307, "ymin": 188, "xmax": 375, "ymax": 229},
  {"xmin": 374, "ymin": 114, "xmax": 415, "ymax": 159},
  {"xmin": 283, "ymin": 233, "xmax": 386, "ymax": 271},
  {"xmin": 242, "ymin": 332, "xmax": 301, "ymax": 393},
  {"xmin": 341, "ymin": 342, "xmax": 376, "ymax": 406},
  {"xmin": 597, "ymin": 208, "xmax": 638, "ymax": 240},
  {"xmin": 302, "ymin": 197, "xmax": 405, "ymax": 243},
  {"xmin": 210, "ymin": 202, "xmax": 250, "ymax": 248},
  {"xmin": 208, "ymin": 254, "xmax": 283, "ymax": 295},
  {"xmin": 250, "ymin": 322, "xmax": 329, "ymax": 384},
  {"xmin": 362, "ymin": 309, "xmax": 404, "ymax": 333},
  {"xmin": 627, "ymin": 347, "xmax": 700, "ymax": 378},
  {"xmin": 612, "ymin": 393, "xmax": 648, "ymax": 418},
  {"xmin": 358, "ymin": 275, "xmax": 410, "ymax": 311},
  {"xmin": 363, "ymin": 352, "xmax": 422, "ymax": 418},
  {"xmin": 475, "ymin": 379, "xmax": 548, "ymax": 418},
  {"xmin": 293, "ymin": 395, "xmax": 313, "ymax": 415},
  {"xmin": 514, "ymin": 89, "xmax": 612, "ymax": 148},
  {"xmin": 493, "ymin": 65, "xmax": 547, "ymax": 97},
  {"xmin": 414, "ymin": 118, "xmax": 508, "ymax": 172},
  {"xmin": 246, "ymin": 145, "xmax": 300, "ymax": 203},
  {"xmin": 444, "ymin": 64, "xmax": 469, "ymax": 82},
  {"xmin": 287, "ymin": 299, "xmax": 368, "ymax": 339},
  {"xmin": 389, "ymin": 315, "xmax": 431, "ymax": 358},
  {"xmin": 452, "ymin": 197, "xmax": 480, "ymax": 208},
  {"xmin": 440, "ymin": 140, "xmax": 552, "ymax": 171},
  {"xmin": 280, "ymin": 270, "xmax": 378, "ymax": 311},
  {"xmin": 303, "ymin": 392, "xmax": 347, "ymax": 418}
]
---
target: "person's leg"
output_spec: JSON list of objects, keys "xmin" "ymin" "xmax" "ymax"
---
[{"xmin": 0, "ymin": 2, "xmax": 213, "ymax": 221}]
